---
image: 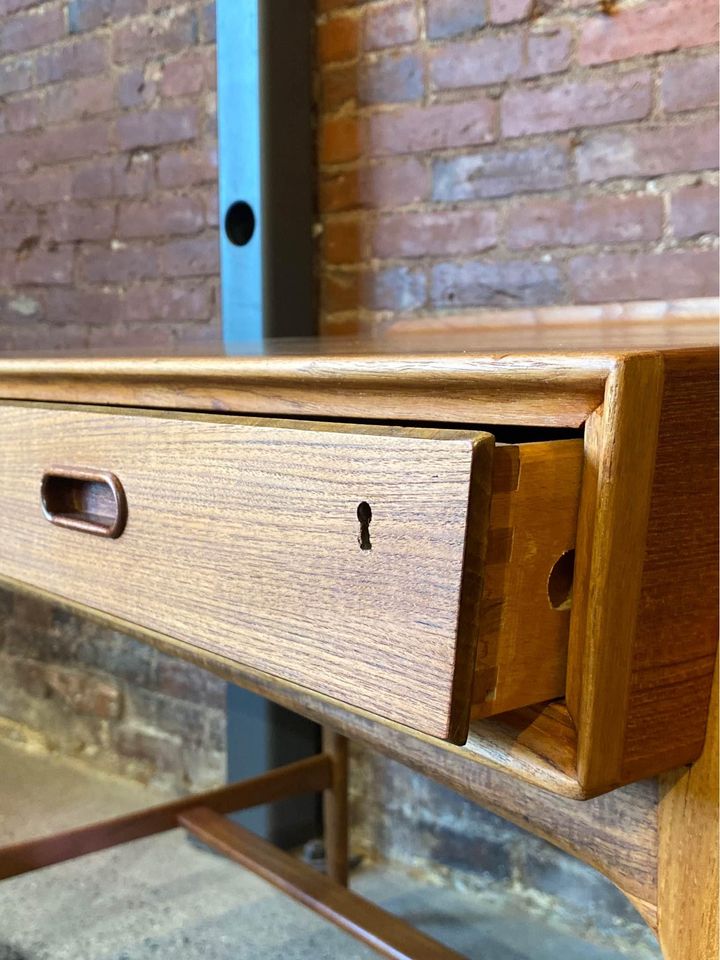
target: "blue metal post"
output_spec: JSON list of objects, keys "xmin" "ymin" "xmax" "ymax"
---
[{"xmin": 216, "ymin": 0, "xmax": 319, "ymax": 845}]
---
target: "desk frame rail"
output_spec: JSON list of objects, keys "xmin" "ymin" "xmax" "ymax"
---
[{"xmin": 0, "ymin": 728, "xmax": 465, "ymax": 960}]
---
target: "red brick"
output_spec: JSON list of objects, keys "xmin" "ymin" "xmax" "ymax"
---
[
  {"xmin": 160, "ymin": 235, "xmax": 219, "ymax": 277},
  {"xmin": 117, "ymin": 197, "xmax": 205, "ymax": 238},
  {"xmin": 662, "ymin": 53, "xmax": 719, "ymax": 114},
  {"xmin": 670, "ymin": 184, "xmax": 720, "ymax": 239},
  {"xmin": 49, "ymin": 203, "xmax": 116, "ymax": 242},
  {"xmin": 43, "ymin": 77, "xmax": 115, "ymax": 125},
  {"xmin": 112, "ymin": 11, "xmax": 199, "ymax": 64},
  {"xmin": 160, "ymin": 53, "xmax": 210, "ymax": 99},
  {"xmin": 319, "ymin": 62, "xmax": 357, "ymax": 112},
  {"xmin": 433, "ymin": 141, "xmax": 570, "ymax": 200},
  {"xmin": 4, "ymin": 94, "xmax": 40, "ymax": 132},
  {"xmin": 156, "ymin": 656, "xmax": 225, "ymax": 708},
  {"xmin": 6, "ymin": 168, "xmax": 72, "ymax": 206},
  {"xmin": 157, "ymin": 146, "xmax": 217, "ymax": 188},
  {"xmin": 576, "ymin": 121, "xmax": 719, "ymax": 182},
  {"xmin": 367, "ymin": 100, "xmax": 496, "ymax": 157},
  {"xmin": 36, "ymin": 119, "xmax": 112, "ymax": 165},
  {"xmin": 322, "ymin": 217, "xmax": 363, "ymax": 264},
  {"xmin": 578, "ymin": 0, "xmax": 718, "ymax": 66},
  {"xmin": 431, "ymin": 35, "xmax": 523, "ymax": 89},
  {"xmin": 364, "ymin": 2, "xmax": 418, "ymax": 50},
  {"xmin": 570, "ymin": 250, "xmax": 719, "ymax": 303},
  {"xmin": 44, "ymin": 664, "xmax": 123, "ymax": 719},
  {"xmin": 362, "ymin": 265, "xmax": 427, "ymax": 311},
  {"xmin": 124, "ymin": 280, "xmax": 213, "ymax": 323},
  {"xmin": 426, "ymin": 0, "xmax": 486, "ymax": 40},
  {"xmin": 507, "ymin": 195, "xmax": 662, "ymax": 250},
  {"xmin": 318, "ymin": 15, "xmax": 359, "ymax": 62},
  {"xmin": 0, "ymin": 209, "xmax": 39, "ymax": 250},
  {"xmin": 68, "ymin": 0, "xmax": 146, "ymax": 33},
  {"xmin": 490, "ymin": 0, "xmax": 533, "ymax": 24},
  {"xmin": 360, "ymin": 51, "xmax": 423, "ymax": 103},
  {"xmin": 372, "ymin": 208, "xmax": 499, "ymax": 257},
  {"xmin": 16, "ymin": 247, "xmax": 73, "ymax": 285},
  {"xmin": 80, "ymin": 243, "xmax": 160, "ymax": 283},
  {"xmin": 117, "ymin": 107, "xmax": 199, "ymax": 150},
  {"xmin": 322, "ymin": 269, "xmax": 361, "ymax": 313},
  {"xmin": 431, "ymin": 259, "xmax": 564, "ymax": 307},
  {"xmin": 0, "ymin": 6, "xmax": 65, "ymax": 55},
  {"xmin": 35, "ymin": 37, "xmax": 109, "ymax": 85},
  {"xmin": 502, "ymin": 71, "xmax": 652, "ymax": 137},
  {"xmin": 43, "ymin": 287, "xmax": 122, "ymax": 325},
  {"xmin": 525, "ymin": 28, "xmax": 573, "ymax": 79},
  {"xmin": 0, "ymin": 58, "xmax": 33, "ymax": 97},
  {"xmin": 319, "ymin": 116, "xmax": 360, "ymax": 164},
  {"xmin": 72, "ymin": 154, "xmax": 154, "ymax": 200},
  {"xmin": 117, "ymin": 67, "xmax": 157, "ymax": 109},
  {"xmin": 361, "ymin": 156, "xmax": 430, "ymax": 207}
]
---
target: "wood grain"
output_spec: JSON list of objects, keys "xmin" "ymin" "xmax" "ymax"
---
[
  {"xmin": 473, "ymin": 440, "xmax": 583, "ymax": 717},
  {"xmin": 0, "ymin": 754, "xmax": 331, "ymax": 881},
  {"xmin": 322, "ymin": 727, "xmax": 350, "ymax": 887},
  {"xmin": 622, "ymin": 351, "xmax": 719, "ymax": 781},
  {"xmin": 571, "ymin": 354, "xmax": 665, "ymax": 794},
  {"xmin": 180, "ymin": 807, "xmax": 468, "ymax": 960},
  {"xmin": 658, "ymin": 658, "xmax": 718, "ymax": 960},
  {"xmin": 0, "ymin": 404, "xmax": 495, "ymax": 742}
]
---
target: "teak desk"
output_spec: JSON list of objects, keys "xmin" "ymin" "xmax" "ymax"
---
[{"xmin": 0, "ymin": 316, "xmax": 717, "ymax": 960}]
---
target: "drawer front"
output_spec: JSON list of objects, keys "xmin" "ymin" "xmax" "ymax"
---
[{"xmin": 0, "ymin": 404, "xmax": 494, "ymax": 742}]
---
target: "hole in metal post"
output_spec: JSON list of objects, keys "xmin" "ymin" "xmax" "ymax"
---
[
  {"xmin": 357, "ymin": 501, "xmax": 372, "ymax": 551},
  {"xmin": 225, "ymin": 201, "xmax": 256, "ymax": 246},
  {"xmin": 548, "ymin": 549, "xmax": 575, "ymax": 610}
]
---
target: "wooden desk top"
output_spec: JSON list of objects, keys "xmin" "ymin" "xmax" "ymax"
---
[{"xmin": 0, "ymin": 306, "xmax": 717, "ymax": 428}]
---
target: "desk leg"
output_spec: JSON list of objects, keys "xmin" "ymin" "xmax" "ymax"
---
[
  {"xmin": 658, "ymin": 659, "xmax": 719, "ymax": 960},
  {"xmin": 322, "ymin": 727, "xmax": 349, "ymax": 886}
]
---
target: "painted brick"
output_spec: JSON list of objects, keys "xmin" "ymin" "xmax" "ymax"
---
[
  {"xmin": 431, "ymin": 259, "xmax": 564, "ymax": 307},
  {"xmin": 372, "ymin": 208, "xmax": 499, "ymax": 257},
  {"xmin": 578, "ymin": 0, "xmax": 718, "ymax": 66},
  {"xmin": 0, "ymin": 6, "xmax": 65, "ymax": 55},
  {"xmin": 117, "ymin": 107, "xmax": 199, "ymax": 149},
  {"xmin": 506, "ymin": 195, "xmax": 663, "ymax": 249},
  {"xmin": 367, "ymin": 100, "xmax": 496, "ymax": 157},
  {"xmin": 360, "ymin": 51, "xmax": 423, "ymax": 103},
  {"xmin": 502, "ymin": 71, "xmax": 652, "ymax": 137},
  {"xmin": 670, "ymin": 184, "xmax": 720, "ymax": 239},
  {"xmin": 662, "ymin": 54, "xmax": 719, "ymax": 114},
  {"xmin": 364, "ymin": 2, "xmax": 418, "ymax": 50},
  {"xmin": 490, "ymin": 0, "xmax": 533, "ymax": 24},
  {"xmin": 426, "ymin": 0, "xmax": 486, "ymax": 40},
  {"xmin": 117, "ymin": 197, "xmax": 205, "ymax": 238},
  {"xmin": 570, "ymin": 250, "xmax": 719, "ymax": 302},
  {"xmin": 576, "ymin": 121, "xmax": 719, "ymax": 182},
  {"xmin": 433, "ymin": 141, "xmax": 570, "ymax": 200},
  {"xmin": 363, "ymin": 265, "xmax": 427, "ymax": 311}
]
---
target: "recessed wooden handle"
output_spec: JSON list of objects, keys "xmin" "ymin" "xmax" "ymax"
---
[{"xmin": 40, "ymin": 467, "xmax": 127, "ymax": 539}]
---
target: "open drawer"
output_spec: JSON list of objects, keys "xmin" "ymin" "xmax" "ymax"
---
[{"xmin": 0, "ymin": 403, "xmax": 582, "ymax": 743}]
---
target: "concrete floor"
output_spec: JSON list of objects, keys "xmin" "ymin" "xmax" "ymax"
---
[{"xmin": 0, "ymin": 741, "xmax": 661, "ymax": 960}]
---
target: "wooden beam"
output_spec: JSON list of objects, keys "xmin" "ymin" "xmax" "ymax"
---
[
  {"xmin": 179, "ymin": 806, "xmax": 467, "ymax": 960},
  {"xmin": 322, "ymin": 727, "xmax": 349, "ymax": 886},
  {"xmin": 0, "ymin": 754, "xmax": 331, "ymax": 882}
]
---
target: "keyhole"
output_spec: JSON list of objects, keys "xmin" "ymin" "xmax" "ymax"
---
[{"xmin": 357, "ymin": 501, "xmax": 372, "ymax": 551}]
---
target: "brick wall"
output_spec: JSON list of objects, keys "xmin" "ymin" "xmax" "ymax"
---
[
  {"xmin": 318, "ymin": 0, "xmax": 719, "ymax": 332},
  {"xmin": 0, "ymin": 0, "xmax": 218, "ymax": 351}
]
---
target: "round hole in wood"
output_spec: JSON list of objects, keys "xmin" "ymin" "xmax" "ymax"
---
[
  {"xmin": 224, "ymin": 200, "xmax": 256, "ymax": 246},
  {"xmin": 357, "ymin": 501, "xmax": 372, "ymax": 551},
  {"xmin": 548, "ymin": 549, "xmax": 575, "ymax": 610},
  {"xmin": 357, "ymin": 501, "xmax": 372, "ymax": 525}
]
